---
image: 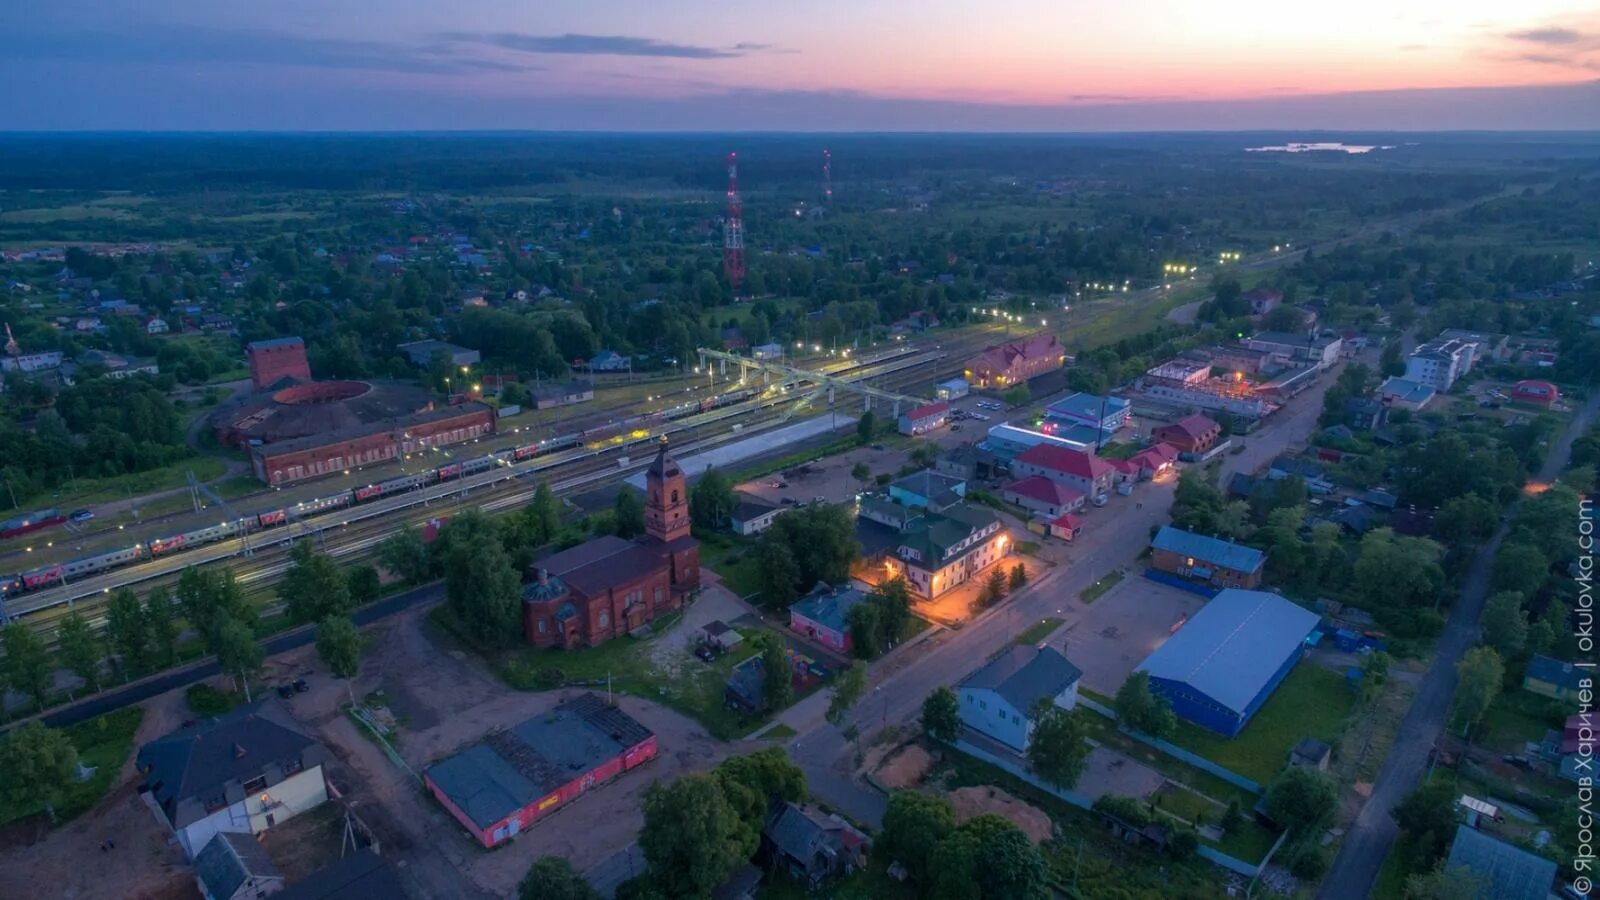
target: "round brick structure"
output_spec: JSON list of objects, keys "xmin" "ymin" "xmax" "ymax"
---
[{"xmin": 211, "ymin": 379, "xmax": 438, "ymax": 447}]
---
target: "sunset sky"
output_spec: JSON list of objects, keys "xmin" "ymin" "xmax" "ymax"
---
[{"xmin": 5, "ymin": 0, "xmax": 1598, "ymax": 130}]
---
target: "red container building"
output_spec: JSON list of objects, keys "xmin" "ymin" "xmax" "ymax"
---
[{"xmin": 423, "ymin": 694, "xmax": 657, "ymax": 848}]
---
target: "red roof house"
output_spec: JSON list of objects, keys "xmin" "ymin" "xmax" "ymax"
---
[
  {"xmin": 1129, "ymin": 442, "xmax": 1180, "ymax": 478},
  {"xmin": 1153, "ymin": 415, "xmax": 1223, "ymax": 455},
  {"xmin": 1002, "ymin": 475, "xmax": 1086, "ymax": 517},
  {"xmin": 1011, "ymin": 444, "xmax": 1114, "ymax": 497},
  {"xmin": 1512, "ymin": 380, "xmax": 1559, "ymax": 407}
]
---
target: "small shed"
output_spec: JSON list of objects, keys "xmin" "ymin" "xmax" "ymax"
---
[
  {"xmin": 1288, "ymin": 737, "xmax": 1332, "ymax": 772},
  {"xmin": 702, "ymin": 621, "xmax": 745, "ymax": 653}
]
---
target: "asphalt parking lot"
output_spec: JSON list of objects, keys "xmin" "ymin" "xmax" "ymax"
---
[{"xmin": 1046, "ymin": 575, "xmax": 1206, "ymax": 695}]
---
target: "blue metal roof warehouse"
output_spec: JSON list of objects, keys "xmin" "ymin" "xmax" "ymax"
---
[{"xmin": 1136, "ymin": 589, "xmax": 1319, "ymax": 736}]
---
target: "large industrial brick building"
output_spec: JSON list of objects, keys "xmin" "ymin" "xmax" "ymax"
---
[
  {"xmin": 1136, "ymin": 589, "xmax": 1319, "ymax": 736},
  {"xmin": 521, "ymin": 437, "xmax": 700, "ymax": 646},
  {"xmin": 245, "ymin": 336, "xmax": 312, "ymax": 390},
  {"xmin": 423, "ymin": 694, "xmax": 657, "ymax": 848},
  {"xmin": 213, "ymin": 342, "xmax": 496, "ymax": 486}
]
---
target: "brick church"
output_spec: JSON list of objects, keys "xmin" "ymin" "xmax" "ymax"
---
[{"xmin": 521, "ymin": 437, "xmax": 701, "ymax": 647}]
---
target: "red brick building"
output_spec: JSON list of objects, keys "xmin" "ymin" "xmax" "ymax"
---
[
  {"xmin": 245, "ymin": 336, "xmax": 312, "ymax": 390},
  {"xmin": 522, "ymin": 438, "xmax": 700, "ymax": 647},
  {"xmin": 1154, "ymin": 415, "xmax": 1223, "ymax": 455},
  {"xmin": 963, "ymin": 333, "xmax": 1067, "ymax": 389},
  {"xmin": 249, "ymin": 401, "xmax": 495, "ymax": 485}
]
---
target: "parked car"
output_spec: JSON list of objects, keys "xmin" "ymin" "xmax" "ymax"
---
[
  {"xmin": 694, "ymin": 645, "xmax": 717, "ymax": 662},
  {"xmin": 68, "ymin": 509, "xmax": 94, "ymax": 524},
  {"xmin": 781, "ymin": 497, "xmax": 799, "ymax": 505},
  {"xmin": 1092, "ymin": 494, "xmax": 1109, "ymax": 507},
  {"xmin": 951, "ymin": 424, "xmax": 963, "ymax": 431}
]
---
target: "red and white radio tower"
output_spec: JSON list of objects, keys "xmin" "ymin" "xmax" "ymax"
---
[
  {"xmin": 822, "ymin": 149, "xmax": 833, "ymax": 205},
  {"xmin": 723, "ymin": 151, "xmax": 746, "ymax": 294}
]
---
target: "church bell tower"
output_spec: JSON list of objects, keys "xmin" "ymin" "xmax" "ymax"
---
[{"xmin": 645, "ymin": 436, "xmax": 691, "ymax": 543}]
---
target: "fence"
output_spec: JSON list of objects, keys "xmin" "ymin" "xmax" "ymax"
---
[
  {"xmin": 949, "ymin": 738, "xmax": 1270, "ymax": 878},
  {"xmin": 1076, "ymin": 697, "xmax": 1262, "ymax": 794},
  {"xmin": 1141, "ymin": 568, "xmax": 1221, "ymax": 598}
]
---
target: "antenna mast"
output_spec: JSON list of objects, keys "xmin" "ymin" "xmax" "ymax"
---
[{"xmin": 723, "ymin": 152, "xmax": 746, "ymax": 296}]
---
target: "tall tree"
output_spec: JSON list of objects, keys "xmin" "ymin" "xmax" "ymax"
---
[
  {"xmin": 213, "ymin": 615, "xmax": 264, "ymax": 702},
  {"xmin": 0, "ymin": 722, "xmax": 78, "ymax": 821},
  {"xmin": 761, "ymin": 635, "xmax": 793, "ymax": 711},
  {"xmin": 346, "ymin": 564, "xmax": 381, "ymax": 607},
  {"xmin": 280, "ymin": 539, "xmax": 352, "ymax": 624},
  {"xmin": 756, "ymin": 538, "xmax": 802, "ymax": 607},
  {"xmin": 1392, "ymin": 781, "xmax": 1459, "ymax": 865},
  {"xmin": 517, "ymin": 857, "xmax": 601, "ymax": 900},
  {"xmin": 826, "ymin": 661, "xmax": 869, "ymax": 732},
  {"xmin": 688, "ymin": 467, "xmax": 737, "ymax": 529},
  {"xmin": 856, "ymin": 410, "xmax": 877, "ymax": 445},
  {"xmin": 714, "ymin": 748, "xmax": 807, "ymax": 834},
  {"xmin": 613, "ymin": 487, "xmax": 646, "ymax": 539},
  {"xmin": 105, "ymin": 587, "xmax": 151, "ymax": 674},
  {"xmin": 1434, "ymin": 494, "xmax": 1498, "ymax": 546},
  {"xmin": 1027, "ymin": 701, "xmax": 1090, "ymax": 789},
  {"xmin": 56, "ymin": 612, "xmax": 103, "ymax": 694},
  {"xmin": 1491, "ymin": 543, "xmax": 1549, "ymax": 597},
  {"xmin": 2, "ymin": 623, "xmax": 54, "ymax": 710},
  {"xmin": 145, "ymin": 587, "xmax": 179, "ymax": 667},
  {"xmin": 639, "ymin": 774, "xmax": 752, "ymax": 900},
  {"xmin": 442, "ymin": 513, "xmax": 523, "ymax": 644},
  {"xmin": 315, "ymin": 615, "xmax": 362, "ymax": 704},
  {"xmin": 1479, "ymin": 592, "xmax": 1529, "ymax": 658},
  {"xmin": 1264, "ymin": 767, "xmax": 1338, "ymax": 835},
  {"xmin": 845, "ymin": 602, "xmax": 883, "ymax": 661},
  {"xmin": 921, "ymin": 686, "xmax": 961, "ymax": 743},
  {"xmin": 881, "ymin": 790, "xmax": 956, "ymax": 883},
  {"xmin": 528, "ymin": 480, "xmax": 563, "ymax": 544},
  {"xmin": 1449, "ymin": 646, "xmax": 1504, "ymax": 737},
  {"xmin": 376, "ymin": 525, "xmax": 432, "ymax": 584},
  {"xmin": 1114, "ymin": 671, "xmax": 1176, "ymax": 740}
]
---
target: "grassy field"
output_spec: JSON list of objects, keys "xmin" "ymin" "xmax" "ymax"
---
[
  {"xmin": 697, "ymin": 533, "xmax": 765, "ymax": 601},
  {"xmin": 1168, "ymin": 663, "xmax": 1356, "ymax": 785},
  {"xmin": 1014, "ymin": 616, "xmax": 1063, "ymax": 646},
  {"xmin": 0, "ymin": 707, "xmax": 143, "ymax": 827},
  {"xmin": 431, "ymin": 605, "xmax": 817, "ymax": 740}
]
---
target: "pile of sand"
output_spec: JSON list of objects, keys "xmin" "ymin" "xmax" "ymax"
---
[
  {"xmin": 876, "ymin": 745, "xmax": 935, "ymax": 789},
  {"xmin": 949, "ymin": 785, "xmax": 1054, "ymax": 844}
]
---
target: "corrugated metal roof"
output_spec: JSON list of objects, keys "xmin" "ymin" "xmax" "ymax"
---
[
  {"xmin": 1151, "ymin": 526, "xmax": 1265, "ymax": 574},
  {"xmin": 423, "ymin": 694, "xmax": 652, "ymax": 830},
  {"xmin": 1136, "ymin": 589, "xmax": 1318, "ymax": 715},
  {"xmin": 1443, "ymin": 825, "xmax": 1556, "ymax": 900}
]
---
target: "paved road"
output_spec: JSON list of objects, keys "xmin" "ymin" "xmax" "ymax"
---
[
  {"xmin": 1322, "ymin": 390, "xmax": 1600, "ymax": 899},
  {"xmin": 768, "ymin": 358, "xmax": 1353, "ymax": 830},
  {"xmin": 27, "ymin": 583, "xmax": 444, "ymax": 730}
]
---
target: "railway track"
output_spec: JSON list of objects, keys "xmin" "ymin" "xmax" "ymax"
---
[{"xmin": 5, "ymin": 334, "xmax": 981, "ymax": 636}]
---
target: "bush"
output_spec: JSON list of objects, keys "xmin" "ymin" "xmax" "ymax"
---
[{"xmin": 185, "ymin": 683, "xmax": 239, "ymax": 716}]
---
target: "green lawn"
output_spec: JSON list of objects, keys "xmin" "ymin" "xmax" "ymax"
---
[
  {"xmin": 1014, "ymin": 617, "xmax": 1064, "ymax": 646},
  {"xmin": 1479, "ymin": 690, "xmax": 1565, "ymax": 753},
  {"xmin": 763, "ymin": 723, "xmax": 798, "ymax": 740},
  {"xmin": 1075, "ymin": 707, "xmax": 1258, "ymax": 810},
  {"xmin": 1168, "ymin": 664, "xmax": 1356, "ymax": 786},
  {"xmin": 431, "ymin": 605, "xmax": 816, "ymax": 740},
  {"xmin": 697, "ymin": 533, "xmax": 765, "ymax": 601},
  {"xmin": 0, "ymin": 707, "xmax": 143, "ymax": 827},
  {"xmin": 1080, "ymin": 570, "xmax": 1125, "ymax": 604}
]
